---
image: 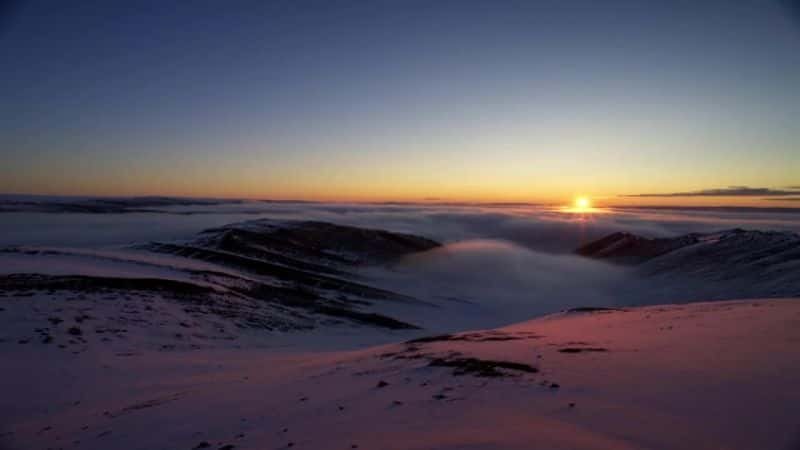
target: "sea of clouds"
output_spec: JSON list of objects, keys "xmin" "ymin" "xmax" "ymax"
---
[
  {"xmin": 2, "ymin": 199, "xmax": 798, "ymax": 250},
  {"xmin": 1, "ymin": 199, "xmax": 798, "ymax": 328}
]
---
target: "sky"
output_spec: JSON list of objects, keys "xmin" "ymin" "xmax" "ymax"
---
[{"xmin": 0, "ymin": 0, "xmax": 798, "ymax": 205}]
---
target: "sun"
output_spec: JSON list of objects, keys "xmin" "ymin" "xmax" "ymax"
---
[
  {"xmin": 575, "ymin": 196, "xmax": 591, "ymax": 210},
  {"xmin": 559, "ymin": 195, "xmax": 602, "ymax": 214}
]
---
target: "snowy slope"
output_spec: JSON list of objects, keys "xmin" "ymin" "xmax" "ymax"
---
[
  {"xmin": 2, "ymin": 216, "xmax": 800, "ymax": 450},
  {"xmin": 577, "ymin": 229, "xmax": 800, "ymax": 301},
  {"xmin": 2, "ymin": 298, "xmax": 798, "ymax": 450},
  {"xmin": 0, "ymin": 220, "xmax": 442, "ymax": 337}
]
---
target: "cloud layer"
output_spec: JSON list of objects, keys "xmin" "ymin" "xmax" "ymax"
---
[
  {"xmin": 2, "ymin": 200, "xmax": 798, "ymax": 330},
  {"xmin": 2, "ymin": 200, "xmax": 799, "ymax": 250}
]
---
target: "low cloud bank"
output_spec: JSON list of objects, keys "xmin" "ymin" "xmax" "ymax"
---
[
  {"xmin": 2, "ymin": 201, "xmax": 796, "ymax": 330},
  {"xmin": 1, "ymin": 201, "xmax": 799, "ymax": 249},
  {"xmin": 364, "ymin": 239, "xmax": 630, "ymax": 330}
]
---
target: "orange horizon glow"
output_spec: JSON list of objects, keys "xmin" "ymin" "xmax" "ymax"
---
[{"xmin": 1, "ymin": 185, "xmax": 798, "ymax": 208}]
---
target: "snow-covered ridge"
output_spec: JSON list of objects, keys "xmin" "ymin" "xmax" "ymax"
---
[
  {"xmin": 576, "ymin": 229, "xmax": 800, "ymax": 300},
  {"xmin": 195, "ymin": 218, "xmax": 441, "ymax": 267},
  {"xmin": 0, "ymin": 220, "xmax": 442, "ymax": 337},
  {"xmin": 577, "ymin": 228, "xmax": 800, "ymax": 263}
]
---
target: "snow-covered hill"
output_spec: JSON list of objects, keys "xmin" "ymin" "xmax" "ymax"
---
[
  {"xmin": 3, "ymin": 298, "xmax": 798, "ymax": 450},
  {"xmin": 0, "ymin": 220, "xmax": 441, "ymax": 344},
  {"xmin": 3, "ymin": 217, "xmax": 800, "ymax": 449},
  {"xmin": 577, "ymin": 229, "xmax": 800, "ymax": 301}
]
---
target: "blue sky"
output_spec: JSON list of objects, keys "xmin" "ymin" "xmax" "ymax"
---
[{"xmin": 1, "ymin": 0, "xmax": 798, "ymax": 204}]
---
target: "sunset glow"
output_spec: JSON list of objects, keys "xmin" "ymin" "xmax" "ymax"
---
[
  {"xmin": 575, "ymin": 197, "xmax": 591, "ymax": 210},
  {"xmin": 0, "ymin": 2, "xmax": 797, "ymax": 206},
  {"xmin": 560, "ymin": 196, "xmax": 604, "ymax": 214}
]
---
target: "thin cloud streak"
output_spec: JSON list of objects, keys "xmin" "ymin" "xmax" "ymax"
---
[
  {"xmin": 622, "ymin": 186, "xmax": 800, "ymax": 197},
  {"xmin": 765, "ymin": 197, "xmax": 800, "ymax": 201}
]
